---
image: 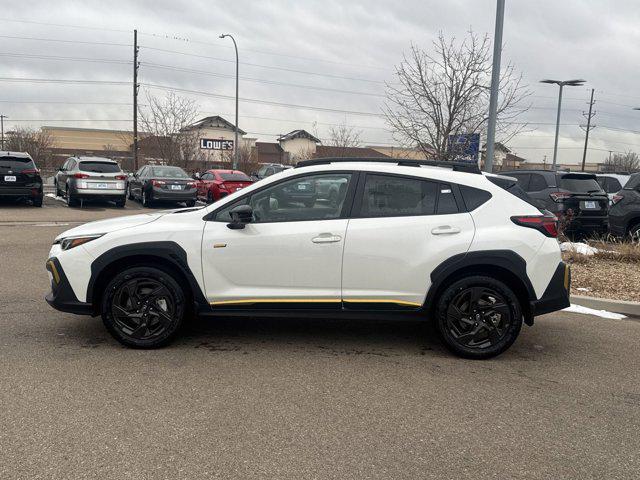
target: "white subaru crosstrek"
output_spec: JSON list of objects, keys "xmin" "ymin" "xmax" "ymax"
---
[{"xmin": 45, "ymin": 158, "xmax": 570, "ymax": 359}]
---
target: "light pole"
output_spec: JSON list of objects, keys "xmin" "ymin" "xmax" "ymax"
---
[
  {"xmin": 220, "ymin": 33, "xmax": 239, "ymax": 170},
  {"xmin": 485, "ymin": 0, "xmax": 505, "ymax": 173},
  {"xmin": 540, "ymin": 79, "xmax": 586, "ymax": 170}
]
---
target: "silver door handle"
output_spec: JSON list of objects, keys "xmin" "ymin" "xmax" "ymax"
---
[
  {"xmin": 312, "ymin": 234, "xmax": 342, "ymax": 244},
  {"xmin": 431, "ymin": 226, "xmax": 461, "ymax": 235}
]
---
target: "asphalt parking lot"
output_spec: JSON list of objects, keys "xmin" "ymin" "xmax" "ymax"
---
[{"xmin": 1, "ymin": 198, "xmax": 639, "ymax": 479}]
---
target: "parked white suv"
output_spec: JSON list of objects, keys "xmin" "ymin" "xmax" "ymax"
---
[{"xmin": 45, "ymin": 158, "xmax": 570, "ymax": 358}]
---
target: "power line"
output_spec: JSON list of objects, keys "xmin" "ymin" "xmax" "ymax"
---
[
  {"xmin": 0, "ymin": 77, "xmax": 129, "ymax": 85},
  {"xmin": 140, "ymin": 62, "xmax": 385, "ymax": 97},
  {"xmin": 0, "ymin": 52, "xmax": 129, "ymax": 64},
  {"xmin": 0, "ymin": 100, "xmax": 134, "ymax": 105},
  {"xmin": 140, "ymin": 45, "xmax": 387, "ymax": 84},
  {"xmin": 0, "ymin": 17, "xmax": 130, "ymax": 33},
  {"xmin": 140, "ymin": 82, "xmax": 385, "ymax": 117},
  {"xmin": 0, "ymin": 34, "xmax": 131, "ymax": 47}
]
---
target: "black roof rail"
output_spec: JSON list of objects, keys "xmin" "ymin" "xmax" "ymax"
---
[{"xmin": 295, "ymin": 157, "xmax": 481, "ymax": 174}]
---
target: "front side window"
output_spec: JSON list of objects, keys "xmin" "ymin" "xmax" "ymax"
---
[
  {"xmin": 359, "ymin": 174, "xmax": 438, "ymax": 217},
  {"xmin": 216, "ymin": 173, "xmax": 352, "ymax": 223}
]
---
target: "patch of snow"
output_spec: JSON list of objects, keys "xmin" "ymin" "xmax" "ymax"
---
[
  {"xmin": 563, "ymin": 304, "xmax": 626, "ymax": 320},
  {"xmin": 576, "ymin": 287, "xmax": 591, "ymax": 292},
  {"xmin": 560, "ymin": 241, "xmax": 598, "ymax": 256},
  {"xmin": 45, "ymin": 193, "xmax": 66, "ymax": 202}
]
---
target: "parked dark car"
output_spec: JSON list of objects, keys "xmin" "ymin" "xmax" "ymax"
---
[
  {"xmin": 54, "ymin": 156, "xmax": 127, "ymax": 207},
  {"xmin": 196, "ymin": 169, "xmax": 253, "ymax": 204},
  {"xmin": 501, "ymin": 170, "xmax": 609, "ymax": 235},
  {"xmin": 609, "ymin": 173, "xmax": 640, "ymax": 239},
  {"xmin": 0, "ymin": 151, "xmax": 43, "ymax": 207},
  {"xmin": 127, "ymin": 165, "xmax": 197, "ymax": 207},
  {"xmin": 252, "ymin": 163, "xmax": 292, "ymax": 181}
]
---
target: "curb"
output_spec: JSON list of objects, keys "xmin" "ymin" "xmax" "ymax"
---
[{"xmin": 570, "ymin": 295, "xmax": 640, "ymax": 318}]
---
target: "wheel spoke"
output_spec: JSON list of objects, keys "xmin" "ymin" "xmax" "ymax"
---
[{"xmin": 130, "ymin": 321, "xmax": 148, "ymax": 339}]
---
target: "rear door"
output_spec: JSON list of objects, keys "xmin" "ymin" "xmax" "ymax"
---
[
  {"xmin": 341, "ymin": 173, "xmax": 475, "ymax": 309},
  {"xmin": 197, "ymin": 172, "xmax": 214, "ymax": 198}
]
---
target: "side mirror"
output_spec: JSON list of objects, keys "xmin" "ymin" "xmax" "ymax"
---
[
  {"xmin": 227, "ymin": 204, "xmax": 253, "ymax": 230},
  {"xmin": 58, "ymin": 167, "xmax": 64, "ymax": 172}
]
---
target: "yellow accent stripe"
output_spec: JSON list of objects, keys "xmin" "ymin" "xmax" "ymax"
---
[
  {"xmin": 344, "ymin": 299, "xmax": 422, "ymax": 307},
  {"xmin": 211, "ymin": 298, "xmax": 341, "ymax": 306},
  {"xmin": 48, "ymin": 260, "xmax": 61, "ymax": 284},
  {"xmin": 210, "ymin": 298, "xmax": 421, "ymax": 307},
  {"xmin": 564, "ymin": 264, "xmax": 570, "ymax": 290}
]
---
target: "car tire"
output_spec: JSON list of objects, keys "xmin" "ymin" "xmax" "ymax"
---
[
  {"xmin": 142, "ymin": 189, "xmax": 152, "ymax": 207},
  {"xmin": 115, "ymin": 197, "xmax": 126, "ymax": 208},
  {"xmin": 186, "ymin": 200, "xmax": 196, "ymax": 207},
  {"xmin": 435, "ymin": 275, "xmax": 522, "ymax": 359},
  {"xmin": 101, "ymin": 266, "xmax": 186, "ymax": 348},
  {"xmin": 66, "ymin": 185, "xmax": 78, "ymax": 207},
  {"xmin": 629, "ymin": 223, "xmax": 640, "ymax": 243},
  {"xmin": 32, "ymin": 194, "xmax": 43, "ymax": 207}
]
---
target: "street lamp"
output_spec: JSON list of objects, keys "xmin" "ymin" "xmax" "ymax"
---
[
  {"xmin": 220, "ymin": 33, "xmax": 239, "ymax": 170},
  {"xmin": 540, "ymin": 79, "xmax": 586, "ymax": 170}
]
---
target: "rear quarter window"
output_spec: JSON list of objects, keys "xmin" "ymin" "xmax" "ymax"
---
[{"xmin": 459, "ymin": 185, "xmax": 492, "ymax": 210}]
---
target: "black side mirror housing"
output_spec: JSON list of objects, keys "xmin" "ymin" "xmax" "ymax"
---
[{"xmin": 227, "ymin": 204, "xmax": 253, "ymax": 230}]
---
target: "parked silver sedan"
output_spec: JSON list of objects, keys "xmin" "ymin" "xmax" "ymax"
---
[{"xmin": 54, "ymin": 156, "xmax": 127, "ymax": 207}]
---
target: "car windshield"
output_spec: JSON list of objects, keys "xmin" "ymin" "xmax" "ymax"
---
[
  {"xmin": 150, "ymin": 166, "xmax": 189, "ymax": 178},
  {"xmin": 220, "ymin": 173, "xmax": 251, "ymax": 181},
  {"xmin": 558, "ymin": 175, "xmax": 602, "ymax": 193},
  {"xmin": 79, "ymin": 161, "xmax": 120, "ymax": 173},
  {"xmin": 0, "ymin": 157, "xmax": 35, "ymax": 172}
]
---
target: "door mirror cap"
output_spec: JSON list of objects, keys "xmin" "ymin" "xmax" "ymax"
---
[{"xmin": 227, "ymin": 204, "xmax": 253, "ymax": 229}]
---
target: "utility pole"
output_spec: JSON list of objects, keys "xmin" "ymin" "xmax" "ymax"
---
[
  {"xmin": 0, "ymin": 115, "xmax": 6, "ymax": 150},
  {"xmin": 133, "ymin": 29, "xmax": 140, "ymax": 171},
  {"xmin": 220, "ymin": 34, "xmax": 239, "ymax": 170},
  {"xmin": 580, "ymin": 88, "xmax": 596, "ymax": 172},
  {"xmin": 484, "ymin": 0, "xmax": 505, "ymax": 173}
]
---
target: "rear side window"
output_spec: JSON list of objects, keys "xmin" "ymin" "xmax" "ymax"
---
[
  {"xmin": 360, "ymin": 174, "xmax": 438, "ymax": 217},
  {"xmin": 220, "ymin": 173, "xmax": 251, "ymax": 181},
  {"xmin": 623, "ymin": 174, "xmax": 640, "ymax": 190},
  {"xmin": 508, "ymin": 173, "xmax": 530, "ymax": 190},
  {"xmin": 80, "ymin": 161, "xmax": 120, "ymax": 173},
  {"xmin": 605, "ymin": 177, "xmax": 622, "ymax": 193},
  {"xmin": 528, "ymin": 174, "xmax": 547, "ymax": 192},
  {"xmin": 487, "ymin": 176, "xmax": 541, "ymax": 210},
  {"xmin": 558, "ymin": 175, "xmax": 602, "ymax": 193},
  {"xmin": 0, "ymin": 156, "xmax": 36, "ymax": 172}
]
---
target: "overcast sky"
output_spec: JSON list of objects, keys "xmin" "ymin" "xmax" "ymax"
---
[{"xmin": 1, "ymin": 0, "xmax": 639, "ymax": 164}]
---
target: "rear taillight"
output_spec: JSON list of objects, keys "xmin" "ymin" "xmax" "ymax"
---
[
  {"xmin": 115, "ymin": 175, "xmax": 127, "ymax": 180},
  {"xmin": 151, "ymin": 179, "xmax": 166, "ymax": 186},
  {"xmin": 511, "ymin": 213, "xmax": 558, "ymax": 238},
  {"xmin": 74, "ymin": 173, "xmax": 89, "ymax": 179},
  {"xmin": 22, "ymin": 168, "xmax": 39, "ymax": 175},
  {"xmin": 186, "ymin": 181, "xmax": 196, "ymax": 188},
  {"xmin": 549, "ymin": 191, "xmax": 571, "ymax": 202},
  {"xmin": 612, "ymin": 194, "xmax": 624, "ymax": 205}
]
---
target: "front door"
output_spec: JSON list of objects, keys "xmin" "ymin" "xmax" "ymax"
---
[{"xmin": 201, "ymin": 172, "xmax": 354, "ymax": 308}]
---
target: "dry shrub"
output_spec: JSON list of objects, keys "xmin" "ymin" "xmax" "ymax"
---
[{"xmin": 581, "ymin": 233, "xmax": 640, "ymax": 263}]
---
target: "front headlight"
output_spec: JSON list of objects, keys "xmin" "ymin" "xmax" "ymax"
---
[{"xmin": 55, "ymin": 234, "xmax": 104, "ymax": 251}]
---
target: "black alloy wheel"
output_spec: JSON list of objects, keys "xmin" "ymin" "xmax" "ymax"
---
[
  {"xmin": 142, "ymin": 188, "xmax": 152, "ymax": 207},
  {"xmin": 436, "ymin": 276, "xmax": 522, "ymax": 359},
  {"xmin": 102, "ymin": 267, "xmax": 186, "ymax": 348}
]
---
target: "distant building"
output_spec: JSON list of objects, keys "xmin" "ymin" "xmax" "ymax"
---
[
  {"xmin": 480, "ymin": 142, "xmax": 511, "ymax": 168},
  {"xmin": 277, "ymin": 130, "xmax": 321, "ymax": 160}
]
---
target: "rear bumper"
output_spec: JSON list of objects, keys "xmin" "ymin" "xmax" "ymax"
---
[
  {"xmin": 45, "ymin": 258, "xmax": 93, "ymax": 315},
  {"xmin": 0, "ymin": 185, "xmax": 42, "ymax": 197},
  {"xmin": 530, "ymin": 262, "xmax": 571, "ymax": 317},
  {"xmin": 151, "ymin": 186, "xmax": 197, "ymax": 201}
]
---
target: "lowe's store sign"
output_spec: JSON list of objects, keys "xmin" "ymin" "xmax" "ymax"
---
[{"xmin": 200, "ymin": 138, "xmax": 234, "ymax": 150}]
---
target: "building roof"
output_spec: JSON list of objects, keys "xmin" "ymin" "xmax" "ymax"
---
[
  {"xmin": 482, "ymin": 142, "xmax": 511, "ymax": 153},
  {"xmin": 315, "ymin": 145, "xmax": 390, "ymax": 158},
  {"xmin": 277, "ymin": 129, "xmax": 321, "ymax": 143},
  {"xmin": 182, "ymin": 116, "xmax": 246, "ymax": 135},
  {"xmin": 255, "ymin": 141, "xmax": 284, "ymax": 154}
]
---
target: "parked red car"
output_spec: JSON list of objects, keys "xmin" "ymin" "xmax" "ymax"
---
[{"xmin": 196, "ymin": 169, "xmax": 254, "ymax": 204}]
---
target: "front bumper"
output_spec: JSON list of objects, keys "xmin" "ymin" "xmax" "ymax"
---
[
  {"xmin": 530, "ymin": 262, "xmax": 571, "ymax": 317},
  {"xmin": 45, "ymin": 258, "xmax": 93, "ymax": 315}
]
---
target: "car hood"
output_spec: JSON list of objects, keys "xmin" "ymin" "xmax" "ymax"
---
[{"xmin": 54, "ymin": 211, "xmax": 167, "ymax": 241}]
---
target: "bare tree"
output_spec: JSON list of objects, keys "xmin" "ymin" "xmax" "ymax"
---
[
  {"xmin": 5, "ymin": 126, "xmax": 54, "ymax": 169},
  {"xmin": 328, "ymin": 123, "xmax": 363, "ymax": 148},
  {"xmin": 602, "ymin": 151, "xmax": 640, "ymax": 173},
  {"xmin": 138, "ymin": 91, "xmax": 204, "ymax": 169},
  {"xmin": 384, "ymin": 31, "xmax": 530, "ymax": 160}
]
